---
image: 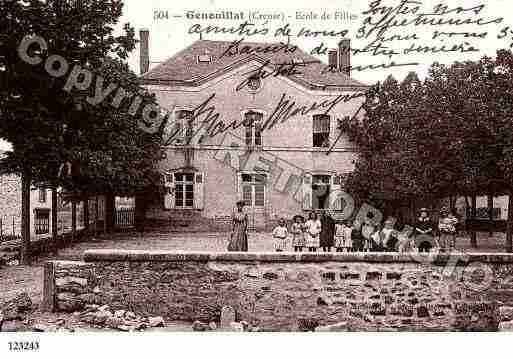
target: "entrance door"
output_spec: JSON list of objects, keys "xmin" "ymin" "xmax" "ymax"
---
[
  {"xmin": 240, "ymin": 173, "xmax": 267, "ymax": 230},
  {"xmin": 312, "ymin": 175, "xmax": 331, "ymax": 210}
]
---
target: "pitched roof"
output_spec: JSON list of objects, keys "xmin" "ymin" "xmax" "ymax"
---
[{"xmin": 140, "ymin": 39, "xmax": 368, "ymax": 90}]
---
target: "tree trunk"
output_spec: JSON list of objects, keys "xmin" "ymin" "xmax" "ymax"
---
[
  {"xmin": 20, "ymin": 174, "xmax": 31, "ymax": 265},
  {"xmin": 464, "ymin": 196, "xmax": 471, "ymax": 219},
  {"xmin": 83, "ymin": 197, "xmax": 89, "ymax": 236},
  {"xmin": 94, "ymin": 196, "xmax": 99, "ymax": 238},
  {"xmin": 488, "ymin": 194, "xmax": 494, "ymax": 237},
  {"xmin": 51, "ymin": 187, "xmax": 58, "ymax": 254},
  {"xmin": 105, "ymin": 193, "xmax": 115, "ymax": 233},
  {"xmin": 449, "ymin": 196, "xmax": 456, "ymax": 210},
  {"xmin": 134, "ymin": 193, "xmax": 146, "ymax": 232},
  {"xmin": 71, "ymin": 200, "xmax": 77, "ymax": 243},
  {"xmin": 410, "ymin": 197, "xmax": 416, "ymax": 224},
  {"xmin": 507, "ymin": 190, "xmax": 513, "ymax": 253},
  {"xmin": 470, "ymin": 194, "xmax": 477, "ymax": 248}
]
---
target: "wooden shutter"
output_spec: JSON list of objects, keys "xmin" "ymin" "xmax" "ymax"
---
[
  {"xmin": 330, "ymin": 175, "xmax": 343, "ymax": 211},
  {"xmin": 164, "ymin": 172, "xmax": 175, "ymax": 209},
  {"xmin": 313, "ymin": 114, "xmax": 330, "ymax": 133},
  {"xmin": 194, "ymin": 172, "xmax": 205, "ymax": 209},
  {"xmin": 302, "ymin": 173, "xmax": 312, "ymax": 210},
  {"xmin": 237, "ymin": 172, "xmax": 242, "ymax": 201}
]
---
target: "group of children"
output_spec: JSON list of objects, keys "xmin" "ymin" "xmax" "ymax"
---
[
  {"xmin": 271, "ymin": 207, "xmax": 460, "ymax": 253},
  {"xmin": 272, "ymin": 213, "xmax": 392, "ymax": 253}
]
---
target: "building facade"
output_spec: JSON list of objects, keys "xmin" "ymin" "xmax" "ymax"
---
[
  {"xmin": 0, "ymin": 172, "xmax": 53, "ymax": 237},
  {"xmin": 140, "ymin": 32, "xmax": 368, "ymax": 229}
]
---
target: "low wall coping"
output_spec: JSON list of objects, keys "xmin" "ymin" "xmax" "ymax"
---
[{"xmin": 81, "ymin": 249, "xmax": 513, "ymax": 264}]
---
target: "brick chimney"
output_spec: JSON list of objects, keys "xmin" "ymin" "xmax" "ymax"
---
[
  {"xmin": 338, "ymin": 38, "xmax": 351, "ymax": 76},
  {"xmin": 328, "ymin": 49, "xmax": 338, "ymax": 70},
  {"xmin": 139, "ymin": 28, "xmax": 149, "ymax": 75}
]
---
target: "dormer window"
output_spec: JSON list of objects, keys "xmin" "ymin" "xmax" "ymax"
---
[
  {"xmin": 197, "ymin": 54, "xmax": 212, "ymax": 63},
  {"xmin": 247, "ymin": 76, "xmax": 262, "ymax": 91}
]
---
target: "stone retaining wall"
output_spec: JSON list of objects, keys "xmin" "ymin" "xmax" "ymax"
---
[{"xmin": 43, "ymin": 251, "xmax": 513, "ymax": 331}]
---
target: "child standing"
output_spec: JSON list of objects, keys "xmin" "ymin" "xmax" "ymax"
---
[
  {"xmin": 334, "ymin": 220, "xmax": 350, "ymax": 252},
  {"xmin": 343, "ymin": 221, "xmax": 353, "ymax": 252},
  {"xmin": 305, "ymin": 211, "xmax": 322, "ymax": 252},
  {"xmin": 273, "ymin": 218, "xmax": 288, "ymax": 252},
  {"xmin": 351, "ymin": 220, "xmax": 364, "ymax": 252},
  {"xmin": 291, "ymin": 215, "xmax": 306, "ymax": 252}
]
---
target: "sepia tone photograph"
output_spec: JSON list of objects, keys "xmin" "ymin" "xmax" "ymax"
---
[{"xmin": 2, "ymin": 0, "xmax": 513, "ymax": 354}]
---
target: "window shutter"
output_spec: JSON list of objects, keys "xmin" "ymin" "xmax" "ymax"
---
[
  {"xmin": 330, "ymin": 175, "xmax": 343, "ymax": 211},
  {"xmin": 194, "ymin": 172, "xmax": 205, "ymax": 209},
  {"xmin": 164, "ymin": 173, "xmax": 175, "ymax": 209},
  {"xmin": 302, "ymin": 173, "xmax": 312, "ymax": 210},
  {"xmin": 313, "ymin": 114, "xmax": 330, "ymax": 133},
  {"xmin": 237, "ymin": 172, "xmax": 242, "ymax": 201}
]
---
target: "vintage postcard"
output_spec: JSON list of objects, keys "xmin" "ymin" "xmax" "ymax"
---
[{"xmin": 1, "ymin": 0, "xmax": 513, "ymax": 356}]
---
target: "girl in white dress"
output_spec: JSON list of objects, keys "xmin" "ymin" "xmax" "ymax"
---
[
  {"xmin": 305, "ymin": 212, "xmax": 322, "ymax": 252},
  {"xmin": 272, "ymin": 218, "xmax": 288, "ymax": 252}
]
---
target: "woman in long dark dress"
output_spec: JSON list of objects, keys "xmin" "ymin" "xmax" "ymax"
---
[
  {"xmin": 320, "ymin": 212, "xmax": 335, "ymax": 252},
  {"xmin": 227, "ymin": 200, "xmax": 248, "ymax": 251}
]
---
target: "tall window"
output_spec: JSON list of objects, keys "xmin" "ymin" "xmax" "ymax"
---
[
  {"xmin": 241, "ymin": 173, "xmax": 266, "ymax": 207},
  {"xmin": 244, "ymin": 111, "xmax": 263, "ymax": 146},
  {"xmin": 175, "ymin": 173, "xmax": 194, "ymax": 208},
  {"xmin": 313, "ymin": 114, "xmax": 330, "ymax": 148},
  {"xmin": 312, "ymin": 175, "xmax": 331, "ymax": 209},
  {"xmin": 34, "ymin": 209, "xmax": 50, "ymax": 234},
  {"xmin": 176, "ymin": 109, "xmax": 194, "ymax": 144},
  {"xmin": 38, "ymin": 188, "xmax": 47, "ymax": 203}
]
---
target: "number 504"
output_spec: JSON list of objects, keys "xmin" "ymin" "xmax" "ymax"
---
[{"xmin": 154, "ymin": 10, "xmax": 169, "ymax": 20}]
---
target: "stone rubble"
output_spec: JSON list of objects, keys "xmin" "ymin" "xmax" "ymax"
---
[
  {"xmin": 191, "ymin": 319, "xmax": 261, "ymax": 332},
  {"xmin": 76, "ymin": 305, "xmax": 163, "ymax": 331}
]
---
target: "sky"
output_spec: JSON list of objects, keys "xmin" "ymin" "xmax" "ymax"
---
[{"xmin": 1, "ymin": 0, "xmax": 513, "ymax": 150}]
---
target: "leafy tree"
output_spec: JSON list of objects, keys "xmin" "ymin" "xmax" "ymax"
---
[
  {"xmin": 0, "ymin": 0, "xmax": 161, "ymax": 263},
  {"xmin": 343, "ymin": 56, "xmax": 510, "ymax": 249}
]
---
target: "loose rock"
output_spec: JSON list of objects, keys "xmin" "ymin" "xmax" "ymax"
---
[
  {"xmin": 32, "ymin": 324, "xmax": 48, "ymax": 332},
  {"xmin": 229, "ymin": 322, "xmax": 244, "ymax": 332},
  {"xmin": 105, "ymin": 316, "xmax": 125, "ymax": 329},
  {"xmin": 499, "ymin": 307, "xmax": 513, "ymax": 322},
  {"xmin": 498, "ymin": 320, "xmax": 513, "ymax": 331},
  {"xmin": 315, "ymin": 322, "xmax": 349, "ymax": 332},
  {"xmin": 93, "ymin": 310, "xmax": 112, "ymax": 325},
  {"xmin": 15, "ymin": 292, "xmax": 32, "ymax": 312},
  {"xmin": 114, "ymin": 310, "xmax": 126, "ymax": 318},
  {"xmin": 148, "ymin": 316, "xmax": 165, "ymax": 328},
  {"xmin": 192, "ymin": 320, "xmax": 208, "ymax": 331}
]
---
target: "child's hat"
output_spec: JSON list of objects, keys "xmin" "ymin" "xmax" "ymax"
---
[{"xmin": 292, "ymin": 214, "xmax": 305, "ymax": 222}]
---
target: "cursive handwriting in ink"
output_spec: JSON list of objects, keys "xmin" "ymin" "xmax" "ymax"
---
[
  {"xmin": 236, "ymin": 59, "xmax": 320, "ymax": 92},
  {"xmin": 188, "ymin": 21, "xmax": 270, "ymax": 38},
  {"xmin": 358, "ymin": 0, "xmax": 503, "ymax": 40},
  {"xmin": 219, "ymin": 37, "xmax": 297, "ymax": 59},
  {"xmin": 321, "ymin": 61, "xmax": 419, "ymax": 74},
  {"xmin": 262, "ymin": 92, "xmax": 365, "ymax": 131},
  {"xmin": 163, "ymin": 91, "xmax": 366, "ymax": 145}
]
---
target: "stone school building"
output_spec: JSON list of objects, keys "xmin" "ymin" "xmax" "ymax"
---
[{"xmin": 139, "ymin": 30, "xmax": 368, "ymax": 229}]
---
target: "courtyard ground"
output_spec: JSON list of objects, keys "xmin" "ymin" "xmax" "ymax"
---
[{"xmin": 0, "ymin": 230, "xmax": 510, "ymax": 331}]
